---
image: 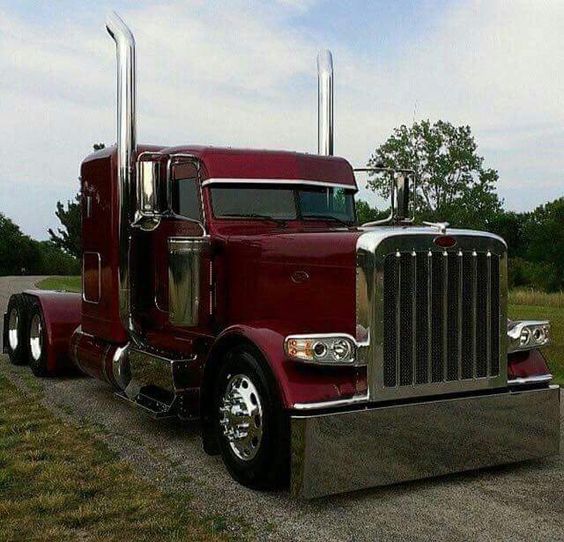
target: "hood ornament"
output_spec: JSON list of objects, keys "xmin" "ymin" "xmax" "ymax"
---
[{"xmin": 423, "ymin": 221, "xmax": 449, "ymax": 235}]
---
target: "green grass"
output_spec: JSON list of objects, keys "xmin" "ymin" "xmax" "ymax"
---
[
  {"xmin": 36, "ymin": 276, "xmax": 81, "ymax": 293},
  {"xmin": 0, "ymin": 373, "xmax": 231, "ymax": 542},
  {"xmin": 509, "ymin": 290, "xmax": 564, "ymax": 385},
  {"xmin": 509, "ymin": 288, "xmax": 564, "ymax": 308}
]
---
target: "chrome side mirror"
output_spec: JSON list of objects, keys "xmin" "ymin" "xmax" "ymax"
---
[
  {"xmin": 354, "ymin": 167, "xmax": 415, "ymax": 226},
  {"xmin": 135, "ymin": 152, "xmax": 164, "ymax": 229},
  {"xmin": 392, "ymin": 172, "xmax": 410, "ymax": 222}
]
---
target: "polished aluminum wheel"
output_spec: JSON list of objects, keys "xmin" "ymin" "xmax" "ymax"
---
[
  {"xmin": 8, "ymin": 308, "xmax": 19, "ymax": 350},
  {"xmin": 219, "ymin": 374, "xmax": 263, "ymax": 461},
  {"xmin": 29, "ymin": 313, "xmax": 43, "ymax": 362}
]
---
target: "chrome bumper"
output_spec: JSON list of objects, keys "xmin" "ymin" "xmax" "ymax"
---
[{"xmin": 290, "ymin": 385, "xmax": 560, "ymax": 499}]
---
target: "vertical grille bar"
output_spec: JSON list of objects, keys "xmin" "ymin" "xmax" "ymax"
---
[
  {"xmin": 395, "ymin": 251, "xmax": 401, "ymax": 387},
  {"xmin": 383, "ymin": 255, "xmax": 397, "ymax": 387},
  {"xmin": 411, "ymin": 251, "xmax": 417, "ymax": 385},
  {"xmin": 457, "ymin": 250, "xmax": 463, "ymax": 380},
  {"xmin": 472, "ymin": 250, "xmax": 478, "ymax": 378},
  {"xmin": 399, "ymin": 252, "xmax": 414, "ymax": 386},
  {"xmin": 431, "ymin": 253, "xmax": 444, "ymax": 382},
  {"xmin": 426, "ymin": 251, "xmax": 433, "ymax": 384},
  {"xmin": 415, "ymin": 254, "xmax": 429, "ymax": 384},
  {"xmin": 442, "ymin": 251, "xmax": 449, "ymax": 382},
  {"xmin": 486, "ymin": 251, "xmax": 492, "ymax": 376},
  {"xmin": 490, "ymin": 254, "xmax": 500, "ymax": 376}
]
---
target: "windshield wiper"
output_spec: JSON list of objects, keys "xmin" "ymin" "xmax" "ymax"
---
[
  {"xmin": 221, "ymin": 213, "xmax": 289, "ymax": 225},
  {"xmin": 303, "ymin": 214, "xmax": 353, "ymax": 228}
]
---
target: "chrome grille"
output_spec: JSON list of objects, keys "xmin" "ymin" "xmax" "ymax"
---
[{"xmin": 382, "ymin": 250, "xmax": 500, "ymax": 389}]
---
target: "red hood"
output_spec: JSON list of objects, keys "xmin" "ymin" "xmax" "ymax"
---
[{"xmin": 215, "ymin": 228, "xmax": 363, "ymax": 335}]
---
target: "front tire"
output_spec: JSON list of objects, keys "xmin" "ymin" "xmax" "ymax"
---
[
  {"xmin": 27, "ymin": 303, "xmax": 49, "ymax": 377},
  {"xmin": 213, "ymin": 346, "xmax": 289, "ymax": 490}
]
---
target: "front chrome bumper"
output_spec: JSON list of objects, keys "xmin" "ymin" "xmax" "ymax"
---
[{"xmin": 290, "ymin": 385, "xmax": 560, "ymax": 499}]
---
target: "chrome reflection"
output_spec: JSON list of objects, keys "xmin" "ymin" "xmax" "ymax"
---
[
  {"xmin": 219, "ymin": 374, "xmax": 263, "ymax": 461},
  {"xmin": 168, "ymin": 237, "xmax": 208, "ymax": 327},
  {"xmin": 8, "ymin": 308, "xmax": 19, "ymax": 350},
  {"xmin": 29, "ymin": 313, "xmax": 43, "ymax": 361}
]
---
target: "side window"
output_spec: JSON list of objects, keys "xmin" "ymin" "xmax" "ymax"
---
[{"xmin": 171, "ymin": 163, "xmax": 202, "ymax": 221}]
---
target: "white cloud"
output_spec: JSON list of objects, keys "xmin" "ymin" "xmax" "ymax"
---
[{"xmin": 0, "ymin": 1, "xmax": 562, "ymax": 239}]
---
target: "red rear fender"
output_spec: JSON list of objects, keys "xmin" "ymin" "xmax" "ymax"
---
[{"xmin": 23, "ymin": 290, "xmax": 81, "ymax": 372}]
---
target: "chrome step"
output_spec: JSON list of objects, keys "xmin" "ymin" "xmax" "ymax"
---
[{"xmin": 114, "ymin": 390, "xmax": 176, "ymax": 419}]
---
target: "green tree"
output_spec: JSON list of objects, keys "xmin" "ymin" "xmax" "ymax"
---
[
  {"xmin": 522, "ymin": 197, "xmax": 564, "ymax": 291},
  {"xmin": 0, "ymin": 214, "xmax": 38, "ymax": 275},
  {"xmin": 356, "ymin": 199, "xmax": 387, "ymax": 225},
  {"xmin": 48, "ymin": 194, "xmax": 81, "ymax": 259},
  {"xmin": 367, "ymin": 120, "xmax": 502, "ymax": 229},
  {"xmin": 48, "ymin": 143, "xmax": 105, "ymax": 259}
]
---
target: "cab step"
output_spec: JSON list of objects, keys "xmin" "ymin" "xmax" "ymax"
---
[{"xmin": 114, "ymin": 391, "xmax": 176, "ymax": 419}]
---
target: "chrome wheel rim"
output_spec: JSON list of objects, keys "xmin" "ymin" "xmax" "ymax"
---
[
  {"xmin": 29, "ymin": 314, "xmax": 43, "ymax": 362},
  {"xmin": 219, "ymin": 374, "xmax": 263, "ymax": 461},
  {"xmin": 8, "ymin": 308, "xmax": 19, "ymax": 350}
]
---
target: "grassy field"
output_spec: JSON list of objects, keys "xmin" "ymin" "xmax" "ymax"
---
[
  {"xmin": 0, "ymin": 373, "xmax": 232, "ymax": 542},
  {"xmin": 36, "ymin": 275, "xmax": 81, "ymax": 293}
]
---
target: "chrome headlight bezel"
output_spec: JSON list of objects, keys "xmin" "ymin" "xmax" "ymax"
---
[
  {"xmin": 507, "ymin": 320, "xmax": 550, "ymax": 354},
  {"xmin": 284, "ymin": 333, "xmax": 361, "ymax": 366}
]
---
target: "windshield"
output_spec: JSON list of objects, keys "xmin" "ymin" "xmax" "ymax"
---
[{"xmin": 210, "ymin": 184, "xmax": 356, "ymax": 224}]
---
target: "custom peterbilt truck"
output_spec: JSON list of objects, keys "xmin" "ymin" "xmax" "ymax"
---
[{"xmin": 3, "ymin": 13, "xmax": 560, "ymax": 498}]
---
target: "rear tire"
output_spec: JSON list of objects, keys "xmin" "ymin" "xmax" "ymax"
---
[
  {"xmin": 5, "ymin": 294, "xmax": 31, "ymax": 366},
  {"xmin": 213, "ymin": 345, "xmax": 289, "ymax": 490},
  {"xmin": 27, "ymin": 302, "xmax": 49, "ymax": 377}
]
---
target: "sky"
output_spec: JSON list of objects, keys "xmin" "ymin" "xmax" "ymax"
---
[{"xmin": 0, "ymin": 0, "xmax": 563, "ymax": 239}]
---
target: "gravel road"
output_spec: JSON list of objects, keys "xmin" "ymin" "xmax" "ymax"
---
[{"xmin": 1, "ymin": 276, "xmax": 563, "ymax": 541}]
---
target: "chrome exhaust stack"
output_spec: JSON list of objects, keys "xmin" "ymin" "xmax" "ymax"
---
[
  {"xmin": 106, "ymin": 11, "xmax": 137, "ymax": 334},
  {"xmin": 317, "ymin": 50, "xmax": 334, "ymax": 156}
]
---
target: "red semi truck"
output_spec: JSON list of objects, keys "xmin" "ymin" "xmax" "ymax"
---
[{"xmin": 3, "ymin": 13, "xmax": 560, "ymax": 498}]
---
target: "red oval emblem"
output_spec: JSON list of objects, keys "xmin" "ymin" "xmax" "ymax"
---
[
  {"xmin": 434, "ymin": 236, "xmax": 457, "ymax": 248},
  {"xmin": 291, "ymin": 270, "xmax": 310, "ymax": 284}
]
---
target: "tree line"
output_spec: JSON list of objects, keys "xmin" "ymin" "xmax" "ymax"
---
[{"xmin": 0, "ymin": 213, "xmax": 79, "ymax": 276}]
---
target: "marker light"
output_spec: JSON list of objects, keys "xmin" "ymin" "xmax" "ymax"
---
[
  {"xmin": 508, "ymin": 320, "xmax": 550, "ymax": 354},
  {"xmin": 285, "ymin": 334, "xmax": 358, "ymax": 365}
]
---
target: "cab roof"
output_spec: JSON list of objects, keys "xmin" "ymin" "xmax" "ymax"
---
[{"xmin": 84, "ymin": 145, "xmax": 358, "ymax": 191}]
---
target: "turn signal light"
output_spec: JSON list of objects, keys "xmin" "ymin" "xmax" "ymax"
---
[
  {"xmin": 285, "ymin": 334, "xmax": 358, "ymax": 365},
  {"xmin": 507, "ymin": 320, "xmax": 550, "ymax": 354}
]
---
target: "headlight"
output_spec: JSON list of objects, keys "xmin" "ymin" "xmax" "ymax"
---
[
  {"xmin": 507, "ymin": 320, "xmax": 550, "ymax": 353},
  {"xmin": 284, "ymin": 334, "xmax": 359, "ymax": 365}
]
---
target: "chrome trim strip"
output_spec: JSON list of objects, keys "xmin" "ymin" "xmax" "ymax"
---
[
  {"xmin": 201, "ymin": 178, "xmax": 356, "ymax": 191},
  {"xmin": 508, "ymin": 374, "xmax": 553, "ymax": 385},
  {"xmin": 293, "ymin": 393, "xmax": 369, "ymax": 411}
]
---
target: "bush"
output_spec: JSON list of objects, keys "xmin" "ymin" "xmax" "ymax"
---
[{"xmin": 508, "ymin": 257, "xmax": 561, "ymax": 293}]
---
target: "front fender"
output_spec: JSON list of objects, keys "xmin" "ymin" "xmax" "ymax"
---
[{"xmin": 213, "ymin": 322, "xmax": 366, "ymax": 409}]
